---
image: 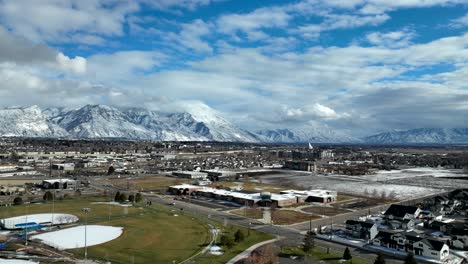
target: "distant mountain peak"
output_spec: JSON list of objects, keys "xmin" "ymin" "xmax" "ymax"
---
[{"xmin": 364, "ymin": 128, "xmax": 468, "ymax": 144}]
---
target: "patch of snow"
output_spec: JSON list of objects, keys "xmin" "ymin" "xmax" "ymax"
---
[
  {"xmin": 31, "ymin": 225, "xmax": 123, "ymax": 249},
  {"xmin": 0, "ymin": 260, "xmax": 39, "ymax": 264},
  {"xmin": 91, "ymin": 201, "xmax": 131, "ymax": 207},
  {"xmin": 209, "ymin": 245, "xmax": 223, "ymax": 255}
]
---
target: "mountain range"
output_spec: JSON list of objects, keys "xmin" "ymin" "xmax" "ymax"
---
[{"xmin": 1, "ymin": 105, "xmax": 468, "ymax": 144}]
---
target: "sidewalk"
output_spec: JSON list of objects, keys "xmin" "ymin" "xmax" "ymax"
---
[{"xmin": 226, "ymin": 238, "xmax": 279, "ymax": 264}]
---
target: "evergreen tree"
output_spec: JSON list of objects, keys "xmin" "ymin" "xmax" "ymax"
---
[
  {"xmin": 43, "ymin": 191, "xmax": 53, "ymax": 201},
  {"xmin": 108, "ymin": 166, "xmax": 115, "ymax": 174},
  {"xmin": 128, "ymin": 194, "xmax": 135, "ymax": 203},
  {"xmin": 404, "ymin": 252, "xmax": 417, "ymax": 264},
  {"xmin": 114, "ymin": 191, "xmax": 120, "ymax": 202},
  {"xmin": 135, "ymin": 192, "xmax": 142, "ymax": 203},
  {"xmin": 234, "ymin": 230, "xmax": 245, "ymax": 243},
  {"xmin": 119, "ymin": 193, "xmax": 127, "ymax": 202},
  {"xmin": 343, "ymin": 247, "xmax": 352, "ymax": 260},
  {"xmin": 303, "ymin": 231, "xmax": 315, "ymax": 253},
  {"xmin": 13, "ymin": 196, "xmax": 23, "ymax": 205},
  {"xmin": 220, "ymin": 234, "xmax": 234, "ymax": 248},
  {"xmin": 374, "ymin": 253, "xmax": 386, "ymax": 264}
]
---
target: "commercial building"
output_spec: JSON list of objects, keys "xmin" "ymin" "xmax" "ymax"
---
[
  {"xmin": 167, "ymin": 184, "xmax": 337, "ymax": 207},
  {"xmin": 172, "ymin": 171, "xmax": 208, "ymax": 179},
  {"xmin": 51, "ymin": 163, "xmax": 75, "ymax": 171},
  {"xmin": 42, "ymin": 179, "xmax": 77, "ymax": 189}
]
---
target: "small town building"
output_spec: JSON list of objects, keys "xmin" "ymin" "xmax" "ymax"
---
[
  {"xmin": 172, "ymin": 171, "xmax": 208, "ymax": 179},
  {"xmin": 42, "ymin": 179, "xmax": 77, "ymax": 189}
]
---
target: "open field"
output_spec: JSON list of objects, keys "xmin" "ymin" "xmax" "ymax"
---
[
  {"xmin": 0, "ymin": 178, "xmax": 42, "ymax": 186},
  {"xmin": 102, "ymin": 175, "xmax": 192, "ymax": 191},
  {"xmin": 230, "ymin": 208, "xmax": 320, "ymax": 225},
  {"xmin": 260, "ymin": 168, "xmax": 466, "ymax": 199},
  {"xmin": 196, "ymin": 225, "xmax": 273, "ymax": 264},
  {"xmin": 272, "ymin": 210, "xmax": 320, "ymax": 225},
  {"xmin": 301, "ymin": 206, "xmax": 352, "ymax": 216},
  {"xmin": 280, "ymin": 245, "xmax": 370, "ymax": 264},
  {"xmin": 335, "ymin": 198, "xmax": 384, "ymax": 210},
  {"xmin": 0, "ymin": 197, "xmax": 209, "ymax": 263},
  {"xmin": 1, "ymin": 196, "xmax": 275, "ymax": 263},
  {"xmin": 214, "ymin": 180, "xmax": 295, "ymax": 193}
]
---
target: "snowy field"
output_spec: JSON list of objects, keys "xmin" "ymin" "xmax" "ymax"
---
[
  {"xmin": 261, "ymin": 167, "xmax": 466, "ymax": 199},
  {"xmin": 0, "ymin": 213, "xmax": 78, "ymax": 229},
  {"xmin": 32, "ymin": 225, "xmax": 123, "ymax": 249},
  {"xmin": 0, "ymin": 260, "xmax": 39, "ymax": 264},
  {"xmin": 91, "ymin": 201, "xmax": 131, "ymax": 207},
  {"xmin": 359, "ymin": 167, "xmax": 467, "ymax": 182}
]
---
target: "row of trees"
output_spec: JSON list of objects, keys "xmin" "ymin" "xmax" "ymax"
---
[{"xmin": 114, "ymin": 191, "xmax": 142, "ymax": 203}]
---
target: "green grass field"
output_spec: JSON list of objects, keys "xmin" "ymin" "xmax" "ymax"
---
[
  {"xmin": 1, "ymin": 197, "xmax": 209, "ymax": 263},
  {"xmin": 230, "ymin": 208, "xmax": 320, "ymax": 225},
  {"xmin": 281, "ymin": 246, "xmax": 370, "ymax": 264},
  {"xmin": 195, "ymin": 224, "xmax": 273, "ymax": 264},
  {"xmin": 1, "ymin": 196, "xmax": 274, "ymax": 263}
]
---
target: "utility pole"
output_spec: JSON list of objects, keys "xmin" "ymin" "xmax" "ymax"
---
[
  {"xmin": 108, "ymin": 199, "xmax": 112, "ymax": 221},
  {"xmin": 82, "ymin": 207, "xmax": 91, "ymax": 261},
  {"xmin": 309, "ymin": 215, "xmax": 312, "ymax": 233}
]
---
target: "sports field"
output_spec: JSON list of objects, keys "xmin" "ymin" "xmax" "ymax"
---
[
  {"xmin": 1, "ymin": 197, "xmax": 209, "ymax": 263},
  {"xmin": 1, "ymin": 196, "xmax": 274, "ymax": 263}
]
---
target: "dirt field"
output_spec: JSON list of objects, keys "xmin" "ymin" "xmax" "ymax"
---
[
  {"xmin": 231, "ymin": 208, "xmax": 320, "ymax": 225},
  {"xmin": 102, "ymin": 176, "xmax": 192, "ymax": 191},
  {"xmin": 301, "ymin": 206, "xmax": 352, "ymax": 216}
]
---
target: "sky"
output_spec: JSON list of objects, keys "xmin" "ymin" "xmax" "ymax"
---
[{"xmin": 1, "ymin": 0, "xmax": 468, "ymax": 137}]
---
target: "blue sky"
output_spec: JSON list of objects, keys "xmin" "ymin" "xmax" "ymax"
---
[{"xmin": 1, "ymin": 0, "xmax": 468, "ymax": 136}]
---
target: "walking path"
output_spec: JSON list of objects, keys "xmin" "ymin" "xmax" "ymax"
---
[{"xmin": 226, "ymin": 238, "xmax": 279, "ymax": 264}]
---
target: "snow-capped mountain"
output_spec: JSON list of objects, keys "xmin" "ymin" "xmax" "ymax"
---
[
  {"xmin": 182, "ymin": 103, "xmax": 260, "ymax": 142},
  {"xmin": 256, "ymin": 127, "xmax": 358, "ymax": 143},
  {"xmin": 0, "ymin": 106, "xmax": 68, "ymax": 137},
  {"xmin": 47, "ymin": 105, "xmax": 155, "ymax": 139},
  {"xmin": 0, "ymin": 104, "xmax": 261, "ymax": 142},
  {"xmin": 364, "ymin": 128, "xmax": 468, "ymax": 144},
  {"xmin": 8, "ymin": 105, "xmax": 465, "ymax": 144}
]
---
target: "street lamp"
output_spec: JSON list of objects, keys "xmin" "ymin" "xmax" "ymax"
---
[{"xmin": 82, "ymin": 207, "xmax": 91, "ymax": 261}]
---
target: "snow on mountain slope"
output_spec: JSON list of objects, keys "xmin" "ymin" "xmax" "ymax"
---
[
  {"xmin": 364, "ymin": 128, "xmax": 468, "ymax": 144},
  {"xmin": 0, "ymin": 106, "xmax": 68, "ymax": 137},
  {"xmin": 256, "ymin": 124, "xmax": 358, "ymax": 143},
  {"xmin": 48, "ymin": 105, "xmax": 154, "ymax": 139},
  {"xmin": 182, "ymin": 102, "xmax": 260, "ymax": 142},
  {"xmin": 1, "ymin": 104, "xmax": 359, "ymax": 143},
  {"xmin": 123, "ymin": 108, "xmax": 210, "ymax": 141}
]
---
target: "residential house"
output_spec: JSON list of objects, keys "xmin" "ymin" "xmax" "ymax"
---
[
  {"xmin": 383, "ymin": 204, "xmax": 421, "ymax": 221},
  {"xmin": 372, "ymin": 231, "xmax": 450, "ymax": 261},
  {"xmin": 345, "ymin": 220, "xmax": 378, "ymax": 240}
]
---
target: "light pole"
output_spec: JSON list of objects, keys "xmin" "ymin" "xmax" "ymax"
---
[
  {"xmin": 51, "ymin": 189, "xmax": 56, "ymax": 229},
  {"xmin": 82, "ymin": 207, "xmax": 91, "ymax": 261}
]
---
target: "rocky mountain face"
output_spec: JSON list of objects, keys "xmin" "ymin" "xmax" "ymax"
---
[
  {"xmin": 0, "ymin": 106, "xmax": 68, "ymax": 137},
  {"xmin": 364, "ymin": 128, "xmax": 468, "ymax": 144},
  {"xmin": 0, "ymin": 105, "xmax": 260, "ymax": 142},
  {"xmin": 256, "ymin": 127, "xmax": 359, "ymax": 143},
  {"xmin": 2, "ymin": 105, "xmax": 467, "ymax": 144}
]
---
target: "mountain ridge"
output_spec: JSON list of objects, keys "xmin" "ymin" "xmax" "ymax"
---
[{"xmin": 2, "ymin": 105, "xmax": 468, "ymax": 144}]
